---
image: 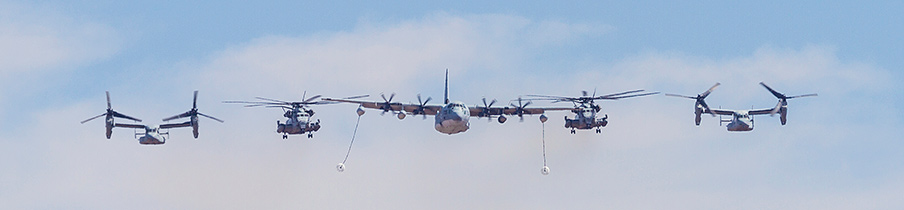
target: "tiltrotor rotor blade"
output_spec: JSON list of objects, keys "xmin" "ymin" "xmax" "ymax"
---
[
  {"xmin": 81, "ymin": 113, "xmax": 106, "ymax": 124},
  {"xmin": 198, "ymin": 113, "xmax": 224, "ymax": 123}
]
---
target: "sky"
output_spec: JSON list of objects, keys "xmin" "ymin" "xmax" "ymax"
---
[{"xmin": 1, "ymin": 0, "xmax": 903, "ymax": 209}]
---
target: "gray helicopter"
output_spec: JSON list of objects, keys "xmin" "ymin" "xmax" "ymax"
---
[
  {"xmin": 527, "ymin": 89, "xmax": 659, "ymax": 134},
  {"xmin": 225, "ymin": 92, "xmax": 367, "ymax": 139}
]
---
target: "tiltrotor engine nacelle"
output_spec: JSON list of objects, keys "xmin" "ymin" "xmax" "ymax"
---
[
  {"xmin": 397, "ymin": 112, "xmax": 407, "ymax": 120},
  {"xmin": 497, "ymin": 115, "xmax": 507, "ymax": 124}
]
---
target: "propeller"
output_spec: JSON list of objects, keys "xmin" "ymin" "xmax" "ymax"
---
[
  {"xmin": 163, "ymin": 91, "xmax": 224, "ymax": 123},
  {"xmin": 379, "ymin": 93, "xmax": 397, "ymax": 115},
  {"xmin": 760, "ymin": 82, "xmax": 817, "ymax": 116},
  {"xmin": 411, "ymin": 94, "xmax": 433, "ymax": 119},
  {"xmin": 81, "ymin": 91, "xmax": 142, "ymax": 124},
  {"xmin": 476, "ymin": 97, "xmax": 498, "ymax": 120},
  {"xmin": 665, "ymin": 83, "xmax": 720, "ymax": 116},
  {"xmin": 510, "ymin": 97, "xmax": 532, "ymax": 122}
]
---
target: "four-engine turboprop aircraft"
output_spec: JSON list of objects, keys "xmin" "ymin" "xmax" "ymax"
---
[
  {"xmin": 324, "ymin": 69, "xmax": 574, "ymax": 135},
  {"xmin": 666, "ymin": 82, "xmax": 816, "ymax": 131}
]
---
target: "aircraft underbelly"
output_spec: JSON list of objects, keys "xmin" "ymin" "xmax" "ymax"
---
[
  {"xmin": 278, "ymin": 123, "xmax": 320, "ymax": 134},
  {"xmin": 727, "ymin": 121, "xmax": 753, "ymax": 132},
  {"xmin": 138, "ymin": 136, "xmax": 165, "ymax": 145},
  {"xmin": 435, "ymin": 119, "xmax": 469, "ymax": 135}
]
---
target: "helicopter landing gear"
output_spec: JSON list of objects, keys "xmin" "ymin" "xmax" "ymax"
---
[
  {"xmin": 282, "ymin": 134, "xmax": 288, "ymax": 139},
  {"xmin": 570, "ymin": 129, "xmax": 576, "ymax": 134},
  {"xmin": 595, "ymin": 128, "xmax": 601, "ymax": 133},
  {"xmin": 307, "ymin": 133, "xmax": 313, "ymax": 138}
]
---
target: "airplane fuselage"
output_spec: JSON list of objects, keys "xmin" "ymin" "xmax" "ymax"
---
[
  {"xmin": 565, "ymin": 107, "xmax": 608, "ymax": 133},
  {"xmin": 725, "ymin": 112, "xmax": 754, "ymax": 132},
  {"xmin": 277, "ymin": 117, "xmax": 321, "ymax": 135},
  {"xmin": 138, "ymin": 127, "xmax": 166, "ymax": 145},
  {"xmin": 434, "ymin": 101, "xmax": 470, "ymax": 135}
]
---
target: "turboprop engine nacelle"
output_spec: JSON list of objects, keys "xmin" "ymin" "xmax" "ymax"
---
[
  {"xmin": 397, "ymin": 112, "xmax": 406, "ymax": 120},
  {"xmin": 497, "ymin": 115, "xmax": 507, "ymax": 124},
  {"xmin": 539, "ymin": 114, "xmax": 548, "ymax": 123}
]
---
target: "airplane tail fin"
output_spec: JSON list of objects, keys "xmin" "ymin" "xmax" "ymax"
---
[{"xmin": 444, "ymin": 69, "xmax": 449, "ymax": 104}]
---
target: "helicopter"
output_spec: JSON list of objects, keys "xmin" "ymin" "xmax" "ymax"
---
[
  {"xmin": 224, "ymin": 92, "xmax": 367, "ymax": 139},
  {"xmin": 526, "ymin": 89, "xmax": 659, "ymax": 134},
  {"xmin": 81, "ymin": 91, "xmax": 222, "ymax": 145},
  {"xmin": 666, "ymin": 82, "xmax": 817, "ymax": 131}
]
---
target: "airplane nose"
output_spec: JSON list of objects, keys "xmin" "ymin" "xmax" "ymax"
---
[{"xmin": 450, "ymin": 113, "xmax": 462, "ymax": 121}]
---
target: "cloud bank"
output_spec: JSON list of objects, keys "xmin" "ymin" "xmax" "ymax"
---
[{"xmin": 2, "ymin": 12, "xmax": 900, "ymax": 209}]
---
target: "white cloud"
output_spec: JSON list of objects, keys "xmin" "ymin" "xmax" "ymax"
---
[
  {"xmin": 0, "ymin": 1, "xmax": 120, "ymax": 77},
  {"xmin": 3, "ymin": 12, "xmax": 900, "ymax": 209}
]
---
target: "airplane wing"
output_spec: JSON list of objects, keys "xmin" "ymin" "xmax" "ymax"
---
[
  {"xmin": 469, "ymin": 107, "xmax": 504, "ymax": 117},
  {"xmin": 323, "ymin": 98, "xmax": 404, "ymax": 111},
  {"xmin": 402, "ymin": 104, "xmax": 442, "ymax": 115},
  {"xmin": 707, "ymin": 108, "xmax": 736, "ymax": 116},
  {"xmin": 160, "ymin": 121, "xmax": 192, "ymax": 129},
  {"xmin": 749, "ymin": 107, "xmax": 777, "ymax": 115},
  {"xmin": 114, "ymin": 123, "xmax": 145, "ymax": 129}
]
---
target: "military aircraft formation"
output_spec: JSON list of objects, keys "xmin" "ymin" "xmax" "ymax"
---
[{"xmin": 81, "ymin": 70, "xmax": 816, "ymax": 175}]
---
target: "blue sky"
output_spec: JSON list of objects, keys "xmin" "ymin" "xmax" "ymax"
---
[{"xmin": 1, "ymin": 1, "xmax": 903, "ymax": 209}]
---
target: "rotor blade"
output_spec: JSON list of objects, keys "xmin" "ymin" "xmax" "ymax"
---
[
  {"xmin": 523, "ymin": 94, "xmax": 570, "ymax": 100},
  {"xmin": 699, "ymin": 100, "xmax": 715, "ymax": 117},
  {"xmin": 81, "ymin": 113, "xmax": 106, "ymax": 124},
  {"xmin": 111, "ymin": 111, "xmax": 142, "ymax": 122},
  {"xmin": 162, "ymin": 111, "xmax": 192, "ymax": 121},
  {"xmin": 198, "ymin": 112, "xmax": 224, "ymax": 123},
  {"xmin": 759, "ymin": 82, "xmax": 785, "ymax": 99},
  {"xmin": 582, "ymin": 90, "xmax": 588, "ymax": 96},
  {"xmin": 424, "ymin": 97, "xmax": 432, "ymax": 105},
  {"xmin": 664, "ymin": 93, "xmax": 697, "ymax": 99},
  {"xmin": 523, "ymin": 101, "xmax": 532, "ymax": 108},
  {"xmin": 389, "ymin": 93, "xmax": 395, "ymax": 102},
  {"xmin": 417, "ymin": 94, "xmax": 423, "ymax": 104},
  {"xmin": 482, "ymin": 98, "xmax": 488, "ymax": 106},
  {"xmin": 381, "ymin": 93, "xmax": 388, "ymax": 102},
  {"xmin": 488, "ymin": 99, "xmax": 496, "ymax": 107},
  {"xmin": 342, "ymin": 94, "xmax": 369, "ymax": 99},
  {"xmin": 787, "ymin": 93, "xmax": 818, "ymax": 99},
  {"xmin": 303, "ymin": 95, "xmax": 322, "ymax": 103},
  {"xmin": 255, "ymin": 97, "xmax": 290, "ymax": 104},
  {"xmin": 700, "ymin": 83, "xmax": 721, "ymax": 98},
  {"xmin": 606, "ymin": 92, "xmax": 660, "ymax": 99},
  {"xmin": 193, "ymin": 90, "xmax": 198, "ymax": 109},
  {"xmin": 596, "ymin": 89, "xmax": 645, "ymax": 99},
  {"xmin": 106, "ymin": 91, "xmax": 111, "ymax": 109}
]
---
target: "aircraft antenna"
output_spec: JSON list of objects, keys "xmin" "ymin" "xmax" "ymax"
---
[
  {"xmin": 444, "ymin": 69, "xmax": 449, "ymax": 104},
  {"xmin": 337, "ymin": 114, "xmax": 363, "ymax": 172}
]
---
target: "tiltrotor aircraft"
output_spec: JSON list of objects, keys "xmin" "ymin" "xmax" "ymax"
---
[
  {"xmin": 666, "ymin": 82, "xmax": 817, "ymax": 131},
  {"xmin": 81, "ymin": 91, "xmax": 222, "ymax": 145},
  {"xmin": 526, "ymin": 89, "xmax": 659, "ymax": 134}
]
